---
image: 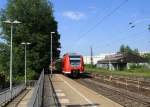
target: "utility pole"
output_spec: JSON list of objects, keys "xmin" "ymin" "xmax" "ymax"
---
[
  {"xmin": 108, "ymin": 54, "xmax": 111, "ymax": 71},
  {"xmin": 90, "ymin": 46, "xmax": 93, "ymax": 66}
]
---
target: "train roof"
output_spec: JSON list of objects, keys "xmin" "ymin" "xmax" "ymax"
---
[{"xmin": 63, "ymin": 53, "xmax": 82, "ymax": 56}]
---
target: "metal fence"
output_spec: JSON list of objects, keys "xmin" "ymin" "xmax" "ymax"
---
[
  {"xmin": 27, "ymin": 70, "xmax": 44, "ymax": 107},
  {"xmin": 91, "ymin": 73, "xmax": 150, "ymax": 96},
  {"xmin": 0, "ymin": 84, "xmax": 26, "ymax": 107},
  {"xmin": 0, "ymin": 70, "xmax": 44, "ymax": 107}
]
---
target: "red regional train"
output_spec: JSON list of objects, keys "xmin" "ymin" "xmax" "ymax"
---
[{"xmin": 54, "ymin": 53, "xmax": 84, "ymax": 78}]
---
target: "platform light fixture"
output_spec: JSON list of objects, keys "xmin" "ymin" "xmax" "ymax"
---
[
  {"xmin": 51, "ymin": 32, "xmax": 55, "ymax": 77},
  {"xmin": 21, "ymin": 42, "xmax": 31, "ymax": 86},
  {"xmin": 3, "ymin": 19, "xmax": 21, "ymax": 93}
]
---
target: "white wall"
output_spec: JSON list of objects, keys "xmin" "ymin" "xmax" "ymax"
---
[{"xmin": 83, "ymin": 53, "xmax": 114, "ymax": 65}]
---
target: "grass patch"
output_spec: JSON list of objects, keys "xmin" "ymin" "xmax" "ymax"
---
[{"xmin": 85, "ymin": 65, "xmax": 150, "ymax": 78}]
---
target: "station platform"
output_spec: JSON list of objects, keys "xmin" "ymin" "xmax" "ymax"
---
[
  {"xmin": 50, "ymin": 74, "xmax": 123, "ymax": 107},
  {"xmin": 5, "ymin": 88, "xmax": 34, "ymax": 107},
  {"xmin": 5, "ymin": 74, "xmax": 123, "ymax": 107}
]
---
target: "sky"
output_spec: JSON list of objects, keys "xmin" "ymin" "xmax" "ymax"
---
[{"xmin": 0, "ymin": 0, "xmax": 150, "ymax": 56}]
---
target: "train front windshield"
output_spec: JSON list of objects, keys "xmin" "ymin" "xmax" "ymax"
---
[{"xmin": 69, "ymin": 55, "xmax": 81, "ymax": 66}]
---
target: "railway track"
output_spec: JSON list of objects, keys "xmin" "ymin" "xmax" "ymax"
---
[{"xmin": 76, "ymin": 74, "xmax": 150, "ymax": 107}]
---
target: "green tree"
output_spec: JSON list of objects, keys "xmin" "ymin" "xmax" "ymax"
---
[
  {"xmin": 0, "ymin": 42, "xmax": 9, "ymax": 73},
  {"xmin": 0, "ymin": 0, "xmax": 61, "ymax": 77},
  {"xmin": 119, "ymin": 44, "xmax": 139, "ymax": 55},
  {"xmin": 143, "ymin": 53, "xmax": 150, "ymax": 63},
  {"xmin": 119, "ymin": 44, "xmax": 125, "ymax": 53},
  {"xmin": 133, "ymin": 48, "xmax": 139, "ymax": 55}
]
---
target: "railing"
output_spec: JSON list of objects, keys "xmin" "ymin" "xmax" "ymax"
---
[
  {"xmin": 48, "ymin": 75, "xmax": 60, "ymax": 106},
  {"xmin": 91, "ymin": 73, "xmax": 150, "ymax": 95},
  {"xmin": 0, "ymin": 84, "xmax": 26, "ymax": 107},
  {"xmin": 27, "ymin": 70, "xmax": 44, "ymax": 107}
]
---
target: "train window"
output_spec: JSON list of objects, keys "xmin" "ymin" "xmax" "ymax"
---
[
  {"xmin": 69, "ymin": 55, "xmax": 81, "ymax": 66},
  {"xmin": 70, "ymin": 60, "xmax": 80, "ymax": 66},
  {"xmin": 69, "ymin": 55, "xmax": 80, "ymax": 58}
]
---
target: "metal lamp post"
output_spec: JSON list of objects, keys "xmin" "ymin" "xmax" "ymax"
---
[
  {"xmin": 109, "ymin": 57, "xmax": 111, "ymax": 71},
  {"xmin": 21, "ymin": 42, "xmax": 31, "ymax": 86},
  {"xmin": 106, "ymin": 44, "xmax": 111, "ymax": 71},
  {"xmin": 51, "ymin": 32, "xmax": 55, "ymax": 77},
  {"xmin": 3, "ymin": 20, "xmax": 21, "ymax": 91}
]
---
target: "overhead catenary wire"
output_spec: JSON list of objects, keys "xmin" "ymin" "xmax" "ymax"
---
[
  {"xmin": 76, "ymin": 27, "xmax": 148, "ymax": 54},
  {"xmin": 93, "ymin": 28, "xmax": 138, "ymax": 48},
  {"xmin": 108, "ymin": 31, "xmax": 146, "ymax": 46},
  {"xmin": 74, "ymin": 0, "xmax": 116, "ymax": 36},
  {"xmin": 93, "ymin": 18, "xmax": 150, "ymax": 49},
  {"xmin": 89, "ymin": 14, "xmax": 141, "ymax": 46},
  {"xmin": 95, "ymin": 30, "xmax": 148, "ymax": 53},
  {"xmin": 73, "ymin": 0, "xmax": 128, "ymax": 47},
  {"xmin": 88, "ymin": 0, "xmax": 116, "ymax": 22}
]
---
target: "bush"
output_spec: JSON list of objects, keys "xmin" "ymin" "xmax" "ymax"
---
[
  {"xmin": 27, "ymin": 69, "xmax": 39, "ymax": 80},
  {"xmin": 14, "ymin": 75, "xmax": 24, "ymax": 81},
  {"xmin": 130, "ymin": 64, "xmax": 144, "ymax": 70},
  {"xmin": 85, "ymin": 64, "xmax": 96, "ymax": 68},
  {"xmin": 0, "ymin": 73, "xmax": 6, "ymax": 88}
]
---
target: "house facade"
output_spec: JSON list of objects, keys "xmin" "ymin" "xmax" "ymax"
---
[{"xmin": 97, "ymin": 53, "xmax": 148, "ymax": 70}]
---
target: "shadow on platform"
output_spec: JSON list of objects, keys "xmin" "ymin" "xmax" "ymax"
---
[{"xmin": 65, "ymin": 103, "xmax": 100, "ymax": 107}]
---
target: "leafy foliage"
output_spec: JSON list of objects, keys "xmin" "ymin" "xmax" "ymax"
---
[
  {"xmin": 119, "ymin": 44, "xmax": 139, "ymax": 55},
  {"xmin": 0, "ymin": 0, "xmax": 61, "ymax": 79},
  {"xmin": 0, "ymin": 42, "xmax": 9, "ymax": 73},
  {"xmin": 142, "ymin": 53, "xmax": 150, "ymax": 63}
]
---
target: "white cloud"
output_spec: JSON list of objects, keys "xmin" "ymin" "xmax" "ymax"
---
[{"xmin": 62, "ymin": 11, "xmax": 85, "ymax": 21}]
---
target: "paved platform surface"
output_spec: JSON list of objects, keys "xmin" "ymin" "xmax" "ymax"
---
[
  {"xmin": 43, "ymin": 75, "xmax": 60, "ymax": 107},
  {"xmin": 17, "ymin": 88, "xmax": 34, "ymax": 107},
  {"xmin": 5, "ymin": 89, "xmax": 30, "ymax": 107},
  {"xmin": 5, "ymin": 88, "xmax": 34, "ymax": 107},
  {"xmin": 51, "ymin": 74, "xmax": 123, "ymax": 107}
]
